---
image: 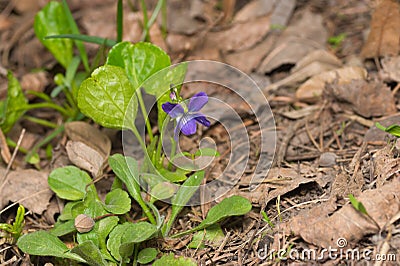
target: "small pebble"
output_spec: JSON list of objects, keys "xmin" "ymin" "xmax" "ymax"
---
[{"xmin": 319, "ymin": 152, "xmax": 337, "ymax": 167}]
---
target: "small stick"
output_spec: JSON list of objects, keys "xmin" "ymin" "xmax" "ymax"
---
[{"xmin": 0, "ymin": 128, "xmax": 26, "ymax": 193}]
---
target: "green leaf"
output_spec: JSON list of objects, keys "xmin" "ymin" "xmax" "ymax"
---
[
  {"xmin": 70, "ymin": 241, "xmax": 107, "ymax": 266},
  {"xmin": 153, "ymin": 253, "xmax": 196, "ymax": 266},
  {"xmin": 348, "ymin": 194, "xmax": 368, "ymax": 215},
  {"xmin": 34, "ymin": 1, "xmax": 73, "ymax": 68},
  {"xmin": 58, "ymin": 201, "xmax": 82, "ymax": 221},
  {"xmin": 162, "ymin": 171, "xmax": 205, "ymax": 236},
  {"xmin": 106, "ymin": 41, "xmax": 171, "ymax": 90},
  {"xmin": 194, "ymin": 148, "xmax": 220, "ymax": 157},
  {"xmin": 137, "ymin": 248, "xmax": 158, "ymax": 264},
  {"xmin": 108, "ymin": 154, "xmax": 142, "ymax": 207},
  {"xmin": 158, "ymin": 168, "xmax": 188, "ymax": 182},
  {"xmin": 48, "ymin": 166, "xmax": 92, "ymax": 200},
  {"xmin": 107, "ymin": 222, "xmax": 157, "ymax": 262},
  {"xmin": 17, "ymin": 231, "xmax": 85, "ymax": 262},
  {"xmin": 144, "ymin": 62, "xmax": 187, "ymax": 96},
  {"xmin": 108, "ymin": 154, "xmax": 156, "ymax": 224},
  {"xmin": 50, "ymin": 220, "xmax": 76, "ymax": 237},
  {"xmin": 104, "ymin": 188, "xmax": 131, "ymax": 214},
  {"xmin": 172, "ymin": 196, "xmax": 252, "ymax": 237},
  {"xmin": 188, "ymin": 224, "xmax": 225, "ymax": 249},
  {"xmin": 77, "ymin": 65, "xmax": 138, "ymax": 129},
  {"xmin": 120, "ymin": 221, "xmax": 158, "ymax": 243},
  {"xmin": 77, "ymin": 216, "xmax": 119, "ymax": 262},
  {"xmin": 60, "ymin": 0, "xmax": 89, "ymax": 72},
  {"xmin": 150, "ymin": 182, "xmax": 177, "ymax": 203},
  {"xmin": 375, "ymin": 122, "xmax": 400, "ymax": 138},
  {"xmin": 107, "ymin": 223, "xmax": 130, "ymax": 262},
  {"xmin": 0, "ymin": 72, "xmax": 28, "ymax": 133}
]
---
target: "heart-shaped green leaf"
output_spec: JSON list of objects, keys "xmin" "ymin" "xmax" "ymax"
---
[
  {"xmin": 106, "ymin": 41, "xmax": 171, "ymax": 90},
  {"xmin": 104, "ymin": 188, "xmax": 131, "ymax": 214},
  {"xmin": 34, "ymin": 1, "xmax": 73, "ymax": 68},
  {"xmin": 48, "ymin": 166, "xmax": 92, "ymax": 200},
  {"xmin": 77, "ymin": 65, "xmax": 138, "ymax": 129}
]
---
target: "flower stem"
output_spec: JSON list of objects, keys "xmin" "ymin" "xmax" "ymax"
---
[
  {"xmin": 127, "ymin": 123, "xmax": 157, "ymax": 225},
  {"xmin": 135, "ymin": 89, "xmax": 154, "ymax": 142}
]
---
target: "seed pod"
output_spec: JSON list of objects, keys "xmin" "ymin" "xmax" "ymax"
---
[{"xmin": 74, "ymin": 214, "xmax": 95, "ymax": 233}]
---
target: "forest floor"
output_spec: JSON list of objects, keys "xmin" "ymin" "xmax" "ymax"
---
[{"xmin": 1, "ymin": 0, "xmax": 400, "ymax": 265}]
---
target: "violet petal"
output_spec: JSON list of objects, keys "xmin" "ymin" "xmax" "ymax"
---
[
  {"xmin": 180, "ymin": 118, "xmax": 197, "ymax": 136},
  {"xmin": 194, "ymin": 114, "xmax": 210, "ymax": 127},
  {"xmin": 162, "ymin": 102, "xmax": 184, "ymax": 118},
  {"xmin": 188, "ymin": 92, "xmax": 208, "ymax": 112}
]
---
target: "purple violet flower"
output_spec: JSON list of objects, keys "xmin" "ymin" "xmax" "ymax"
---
[{"xmin": 162, "ymin": 92, "xmax": 211, "ymax": 140}]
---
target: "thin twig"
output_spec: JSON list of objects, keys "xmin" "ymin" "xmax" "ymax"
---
[{"xmin": 0, "ymin": 128, "xmax": 25, "ymax": 193}]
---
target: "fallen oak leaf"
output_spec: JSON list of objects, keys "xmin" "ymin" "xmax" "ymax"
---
[
  {"xmin": 361, "ymin": 0, "xmax": 400, "ymax": 58},
  {"xmin": 290, "ymin": 179, "xmax": 400, "ymax": 249}
]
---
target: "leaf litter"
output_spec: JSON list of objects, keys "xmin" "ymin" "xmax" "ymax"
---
[{"xmin": 2, "ymin": 0, "xmax": 400, "ymax": 265}]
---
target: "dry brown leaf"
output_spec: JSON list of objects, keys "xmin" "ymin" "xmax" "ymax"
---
[
  {"xmin": 20, "ymin": 71, "xmax": 48, "ymax": 100},
  {"xmin": 296, "ymin": 66, "xmax": 368, "ymax": 103},
  {"xmin": 326, "ymin": 79, "xmax": 396, "ymax": 118},
  {"xmin": 66, "ymin": 141, "xmax": 106, "ymax": 177},
  {"xmin": 361, "ymin": 0, "xmax": 400, "ymax": 58},
  {"xmin": 266, "ymin": 50, "xmax": 343, "ymax": 91},
  {"xmin": 65, "ymin": 121, "xmax": 111, "ymax": 159},
  {"xmin": 224, "ymin": 34, "xmax": 277, "ymax": 73},
  {"xmin": 372, "ymin": 145, "xmax": 400, "ymax": 188},
  {"xmin": 381, "ymin": 56, "xmax": 400, "ymax": 82},
  {"xmin": 259, "ymin": 9, "xmax": 328, "ymax": 73},
  {"xmin": 210, "ymin": 15, "xmax": 271, "ymax": 52},
  {"xmin": 237, "ymin": 167, "xmax": 324, "ymax": 205},
  {"xmin": 0, "ymin": 169, "xmax": 53, "ymax": 214},
  {"xmin": 167, "ymin": 0, "xmax": 206, "ymax": 35},
  {"xmin": 234, "ymin": 0, "xmax": 275, "ymax": 23},
  {"xmin": 290, "ymin": 179, "xmax": 400, "ymax": 249},
  {"xmin": 269, "ymin": 0, "xmax": 296, "ymax": 27}
]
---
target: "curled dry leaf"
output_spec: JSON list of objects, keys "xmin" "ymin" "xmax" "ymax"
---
[
  {"xmin": 371, "ymin": 145, "xmax": 400, "ymax": 188},
  {"xmin": 361, "ymin": 0, "xmax": 400, "ymax": 58},
  {"xmin": 234, "ymin": 0, "xmax": 275, "ymax": 23},
  {"xmin": 0, "ymin": 169, "xmax": 53, "ymax": 214},
  {"xmin": 381, "ymin": 56, "xmax": 400, "ymax": 82},
  {"xmin": 266, "ymin": 50, "xmax": 343, "ymax": 91},
  {"xmin": 259, "ymin": 9, "xmax": 328, "ymax": 74},
  {"xmin": 66, "ymin": 141, "xmax": 106, "ymax": 177},
  {"xmin": 290, "ymin": 179, "xmax": 400, "ymax": 249},
  {"xmin": 64, "ymin": 121, "xmax": 111, "ymax": 158},
  {"xmin": 65, "ymin": 121, "xmax": 111, "ymax": 177},
  {"xmin": 296, "ymin": 66, "xmax": 367, "ymax": 103},
  {"xmin": 326, "ymin": 79, "xmax": 396, "ymax": 118},
  {"xmin": 210, "ymin": 15, "xmax": 271, "ymax": 52},
  {"xmin": 20, "ymin": 71, "xmax": 49, "ymax": 99}
]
